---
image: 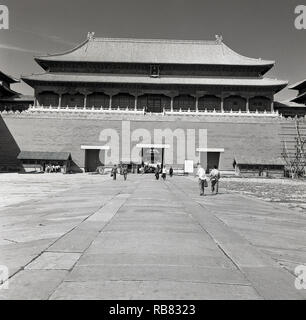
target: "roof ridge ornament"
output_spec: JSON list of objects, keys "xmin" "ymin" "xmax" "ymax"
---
[
  {"xmin": 215, "ymin": 35, "xmax": 223, "ymax": 44},
  {"xmin": 87, "ymin": 32, "xmax": 95, "ymax": 40}
]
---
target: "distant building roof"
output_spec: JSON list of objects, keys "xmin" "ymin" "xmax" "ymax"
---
[
  {"xmin": 22, "ymin": 73, "xmax": 288, "ymax": 90},
  {"xmin": 288, "ymin": 79, "xmax": 306, "ymax": 90},
  {"xmin": 0, "ymin": 70, "xmax": 19, "ymax": 84},
  {"xmin": 275, "ymin": 100, "xmax": 306, "ymax": 108},
  {"xmin": 291, "ymin": 91, "xmax": 306, "ymax": 103},
  {"xmin": 0, "ymin": 81, "xmax": 19, "ymax": 96},
  {"xmin": 18, "ymin": 151, "xmax": 71, "ymax": 161},
  {"xmin": 234, "ymin": 156, "xmax": 285, "ymax": 166},
  {"xmin": 34, "ymin": 36, "xmax": 275, "ymax": 67}
]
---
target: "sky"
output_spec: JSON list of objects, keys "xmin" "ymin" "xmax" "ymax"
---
[{"xmin": 0, "ymin": 0, "xmax": 305, "ymax": 101}]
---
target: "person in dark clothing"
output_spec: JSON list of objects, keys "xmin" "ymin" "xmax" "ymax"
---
[
  {"xmin": 155, "ymin": 165, "xmax": 160, "ymax": 180},
  {"xmin": 210, "ymin": 165, "xmax": 220, "ymax": 194},
  {"xmin": 123, "ymin": 165, "xmax": 128, "ymax": 180},
  {"xmin": 169, "ymin": 167, "xmax": 173, "ymax": 177},
  {"xmin": 111, "ymin": 164, "xmax": 117, "ymax": 180}
]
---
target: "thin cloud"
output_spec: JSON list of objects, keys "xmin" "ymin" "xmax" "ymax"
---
[
  {"xmin": 47, "ymin": 35, "xmax": 77, "ymax": 46},
  {"xmin": 15, "ymin": 28, "xmax": 78, "ymax": 46},
  {"xmin": 0, "ymin": 43, "xmax": 38, "ymax": 53}
]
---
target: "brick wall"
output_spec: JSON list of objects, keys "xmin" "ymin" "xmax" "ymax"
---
[{"xmin": 0, "ymin": 112, "xmax": 284, "ymax": 171}]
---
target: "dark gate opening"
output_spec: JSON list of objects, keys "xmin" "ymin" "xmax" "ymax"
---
[
  {"xmin": 200, "ymin": 152, "xmax": 221, "ymax": 173},
  {"xmin": 85, "ymin": 149, "xmax": 103, "ymax": 172}
]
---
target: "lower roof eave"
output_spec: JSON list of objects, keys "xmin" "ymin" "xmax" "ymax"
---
[{"xmin": 21, "ymin": 75, "xmax": 288, "ymax": 92}]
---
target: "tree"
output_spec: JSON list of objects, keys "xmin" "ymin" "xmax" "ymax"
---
[{"xmin": 281, "ymin": 119, "xmax": 306, "ymax": 179}]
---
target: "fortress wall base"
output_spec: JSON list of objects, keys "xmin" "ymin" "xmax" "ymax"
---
[{"xmin": 0, "ymin": 113, "xmax": 284, "ymax": 172}]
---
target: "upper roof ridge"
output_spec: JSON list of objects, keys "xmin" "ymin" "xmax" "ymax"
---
[{"xmin": 92, "ymin": 37, "xmax": 219, "ymax": 45}]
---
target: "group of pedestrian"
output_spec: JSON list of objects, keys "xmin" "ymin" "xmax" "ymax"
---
[
  {"xmin": 45, "ymin": 164, "xmax": 61, "ymax": 173},
  {"xmin": 110, "ymin": 163, "xmax": 220, "ymax": 196},
  {"xmin": 197, "ymin": 164, "xmax": 220, "ymax": 196},
  {"xmin": 154, "ymin": 165, "xmax": 173, "ymax": 180},
  {"xmin": 111, "ymin": 164, "xmax": 128, "ymax": 180}
]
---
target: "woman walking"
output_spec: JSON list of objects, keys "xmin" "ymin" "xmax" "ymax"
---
[{"xmin": 123, "ymin": 165, "xmax": 128, "ymax": 181}]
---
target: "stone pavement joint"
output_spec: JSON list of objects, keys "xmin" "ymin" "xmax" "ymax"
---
[
  {"xmin": 1, "ymin": 175, "xmax": 306, "ymax": 299},
  {"xmin": 166, "ymin": 177, "xmax": 306, "ymax": 300}
]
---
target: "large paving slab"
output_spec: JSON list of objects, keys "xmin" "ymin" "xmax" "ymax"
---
[{"xmin": 1, "ymin": 174, "xmax": 305, "ymax": 299}]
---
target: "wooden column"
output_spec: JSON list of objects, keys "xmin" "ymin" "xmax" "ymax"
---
[
  {"xmin": 195, "ymin": 96, "xmax": 199, "ymax": 112},
  {"xmin": 83, "ymin": 94, "xmax": 87, "ymax": 109},
  {"xmin": 170, "ymin": 97, "xmax": 174, "ymax": 112},
  {"xmin": 109, "ymin": 95, "xmax": 112, "ymax": 110},
  {"xmin": 246, "ymin": 97, "xmax": 249, "ymax": 112},
  {"xmin": 58, "ymin": 94, "xmax": 62, "ymax": 108},
  {"xmin": 221, "ymin": 96, "xmax": 224, "ymax": 113},
  {"xmin": 271, "ymin": 99, "xmax": 274, "ymax": 113},
  {"xmin": 134, "ymin": 95, "xmax": 138, "ymax": 111}
]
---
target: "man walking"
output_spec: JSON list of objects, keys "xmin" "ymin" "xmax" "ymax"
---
[
  {"xmin": 111, "ymin": 164, "xmax": 117, "ymax": 180},
  {"xmin": 123, "ymin": 165, "xmax": 128, "ymax": 181},
  {"xmin": 155, "ymin": 165, "xmax": 160, "ymax": 180},
  {"xmin": 197, "ymin": 164, "xmax": 207, "ymax": 196},
  {"xmin": 210, "ymin": 165, "xmax": 220, "ymax": 194},
  {"xmin": 162, "ymin": 165, "xmax": 167, "ymax": 180}
]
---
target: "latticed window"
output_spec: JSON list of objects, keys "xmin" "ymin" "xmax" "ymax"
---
[
  {"xmin": 249, "ymin": 97, "xmax": 270, "ymax": 112},
  {"xmin": 173, "ymin": 95, "xmax": 196, "ymax": 111},
  {"xmin": 61, "ymin": 93, "xmax": 84, "ymax": 108},
  {"xmin": 112, "ymin": 93, "xmax": 135, "ymax": 109},
  {"xmin": 37, "ymin": 92, "xmax": 59, "ymax": 106},
  {"xmin": 224, "ymin": 96, "xmax": 246, "ymax": 111},
  {"xmin": 137, "ymin": 94, "xmax": 170, "ymax": 113},
  {"xmin": 198, "ymin": 95, "xmax": 221, "ymax": 111},
  {"xmin": 86, "ymin": 93, "xmax": 110, "ymax": 108}
]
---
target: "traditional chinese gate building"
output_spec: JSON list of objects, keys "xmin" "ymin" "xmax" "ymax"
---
[{"xmin": 0, "ymin": 33, "xmax": 294, "ymax": 173}]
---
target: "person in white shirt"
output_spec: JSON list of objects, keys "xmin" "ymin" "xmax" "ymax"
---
[
  {"xmin": 210, "ymin": 165, "xmax": 220, "ymax": 194},
  {"xmin": 162, "ymin": 165, "xmax": 167, "ymax": 180},
  {"xmin": 197, "ymin": 164, "xmax": 207, "ymax": 196}
]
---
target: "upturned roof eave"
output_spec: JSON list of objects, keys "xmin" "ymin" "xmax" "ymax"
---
[
  {"xmin": 291, "ymin": 91, "xmax": 306, "ymax": 103},
  {"xmin": 34, "ymin": 56, "xmax": 275, "ymax": 68},
  {"xmin": 0, "ymin": 83, "xmax": 19, "ymax": 96},
  {"xmin": 21, "ymin": 73, "xmax": 288, "ymax": 91},
  {"xmin": 0, "ymin": 70, "xmax": 19, "ymax": 84},
  {"xmin": 288, "ymin": 79, "xmax": 306, "ymax": 90}
]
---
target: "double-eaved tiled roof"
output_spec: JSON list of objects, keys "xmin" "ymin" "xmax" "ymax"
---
[{"xmin": 35, "ymin": 36, "xmax": 275, "ymax": 66}]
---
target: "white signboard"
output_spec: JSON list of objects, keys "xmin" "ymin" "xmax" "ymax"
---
[{"xmin": 184, "ymin": 160, "xmax": 194, "ymax": 173}]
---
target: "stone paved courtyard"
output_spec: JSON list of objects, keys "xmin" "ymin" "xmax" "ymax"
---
[{"xmin": 0, "ymin": 173, "xmax": 306, "ymax": 300}]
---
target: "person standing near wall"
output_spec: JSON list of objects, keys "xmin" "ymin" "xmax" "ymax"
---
[
  {"xmin": 111, "ymin": 164, "xmax": 117, "ymax": 180},
  {"xmin": 169, "ymin": 167, "xmax": 173, "ymax": 177},
  {"xmin": 123, "ymin": 165, "xmax": 128, "ymax": 181},
  {"xmin": 210, "ymin": 165, "xmax": 220, "ymax": 194},
  {"xmin": 197, "ymin": 164, "xmax": 207, "ymax": 196},
  {"xmin": 155, "ymin": 165, "xmax": 160, "ymax": 180},
  {"xmin": 162, "ymin": 165, "xmax": 167, "ymax": 180}
]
